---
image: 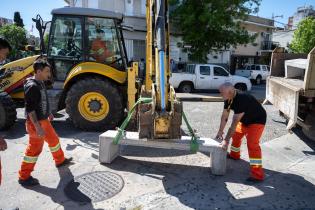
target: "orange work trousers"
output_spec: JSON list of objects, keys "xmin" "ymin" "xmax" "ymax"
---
[
  {"xmin": 19, "ymin": 119, "xmax": 65, "ymax": 180},
  {"xmin": 229, "ymin": 123, "xmax": 265, "ymax": 180}
]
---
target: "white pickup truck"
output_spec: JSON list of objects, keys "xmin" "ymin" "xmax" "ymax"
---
[
  {"xmin": 235, "ymin": 64, "xmax": 270, "ymax": 85},
  {"xmin": 170, "ymin": 64, "xmax": 252, "ymax": 93}
]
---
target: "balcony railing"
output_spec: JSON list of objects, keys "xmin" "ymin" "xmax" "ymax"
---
[{"xmin": 261, "ymin": 41, "xmax": 280, "ymax": 50}]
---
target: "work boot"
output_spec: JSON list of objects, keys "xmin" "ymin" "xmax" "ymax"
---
[
  {"xmin": 18, "ymin": 176, "xmax": 39, "ymax": 186},
  {"xmin": 56, "ymin": 157, "xmax": 73, "ymax": 168}
]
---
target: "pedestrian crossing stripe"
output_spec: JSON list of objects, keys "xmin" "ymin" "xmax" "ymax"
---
[
  {"xmin": 50, "ymin": 143, "xmax": 61, "ymax": 153},
  {"xmin": 23, "ymin": 155, "xmax": 38, "ymax": 163}
]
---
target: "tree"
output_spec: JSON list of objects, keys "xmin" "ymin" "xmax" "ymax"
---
[
  {"xmin": 169, "ymin": 0, "xmax": 261, "ymax": 62},
  {"xmin": 290, "ymin": 17, "xmax": 315, "ymax": 54},
  {"xmin": 44, "ymin": 34, "xmax": 49, "ymax": 48},
  {"xmin": 14, "ymin": 11, "xmax": 24, "ymax": 28},
  {"xmin": 0, "ymin": 24, "xmax": 27, "ymax": 60}
]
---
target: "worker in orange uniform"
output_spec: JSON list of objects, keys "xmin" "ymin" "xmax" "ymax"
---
[
  {"xmin": 216, "ymin": 82, "xmax": 267, "ymax": 182},
  {"xmin": 0, "ymin": 37, "xmax": 12, "ymax": 186},
  {"xmin": 18, "ymin": 59, "xmax": 73, "ymax": 186},
  {"xmin": 90, "ymin": 29, "xmax": 112, "ymax": 63}
]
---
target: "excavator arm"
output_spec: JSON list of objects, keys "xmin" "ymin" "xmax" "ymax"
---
[{"xmin": 137, "ymin": 0, "xmax": 182, "ymax": 139}]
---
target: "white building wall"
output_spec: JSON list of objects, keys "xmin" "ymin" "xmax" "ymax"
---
[
  {"xmin": 87, "ymin": 0, "xmax": 98, "ymax": 8},
  {"xmin": 124, "ymin": 39, "xmax": 134, "ymax": 60},
  {"xmin": 125, "ymin": 0, "xmax": 134, "ymax": 15},
  {"xmin": 207, "ymin": 51, "xmax": 231, "ymax": 64},
  {"xmin": 272, "ymin": 30, "xmax": 295, "ymax": 49}
]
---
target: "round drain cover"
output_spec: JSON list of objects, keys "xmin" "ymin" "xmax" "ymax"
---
[{"xmin": 64, "ymin": 171, "xmax": 124, "ymax": 203}]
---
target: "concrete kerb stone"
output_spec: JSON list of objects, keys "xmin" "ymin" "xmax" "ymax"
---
[{"xmin": 99, "ymin": 130, "xmax": 227, "ymax": 175}]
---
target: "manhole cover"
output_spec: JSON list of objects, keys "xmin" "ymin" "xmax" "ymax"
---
[{"xmin": 64, "ymin": 171, "xmax": 124, "ymax": 203}]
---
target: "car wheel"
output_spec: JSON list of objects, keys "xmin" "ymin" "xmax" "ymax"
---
[
  {"xmin": 256, "ymin": 76, "xmax": 262, "ymax": 85},
  {"xmin": 179, "ymin": 83, "xmax": 193, "ymax": 93},
  {"xmin": 235, "ymin": 83, "xmax": 247, "ymax": 91}
]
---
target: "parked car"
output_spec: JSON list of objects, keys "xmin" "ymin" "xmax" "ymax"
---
[
  {"xmin": 235, "ymin": 64, "xmax": 270, "ymax": 85},
  {"xmin": 170, "ymin": 64, "xmax": 252, "ymax": 93}
]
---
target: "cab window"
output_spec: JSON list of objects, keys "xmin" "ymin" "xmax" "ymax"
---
[
  {"xmin": 214, "ymin": 66, "xmax": 229, "ymax": 77},
  {"xmin": 49, "ymin": 16, "xmax": 83, "ymax": 59},
  {"xmin": 200, "ymin": 66, "xmax": 211, "ymax": 75},
  {"xmin": 86, "ymin": 17, "xmax": 123, "ymax": 69}
]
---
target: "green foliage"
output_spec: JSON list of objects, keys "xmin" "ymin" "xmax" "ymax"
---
[
  {"xmin": 0, "ymin": 24, "xmax": 27, "ymax": 60},
  {"xmin": 169, "ymin": 0, "xmax": 261, "ymax": 62},
  {"xmin": 14, "ymin": 11, "xmax": 24, "ymax": 28},
  {"xmin": 44, "ymin": 34, "xmax": 49, "ymax": 48},
  {"xmin": 290, "ymin": 17, "xmax": 315, "ymax": 54}
]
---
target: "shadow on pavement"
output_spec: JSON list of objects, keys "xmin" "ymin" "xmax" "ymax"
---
[
  {"xmin": 293, "ymin": 128, "xmax": 315, "ymax": 156},
  {"xmin": 105, "ymin": 154, "xmax": 315, "ymax": 210},
  {"xmin": 0, "ymin": 119, "xmax": 27, "ymax": 140},
  {"xmin": 24, "ymin": 165, "xmax": 103, "ymax": 210}
]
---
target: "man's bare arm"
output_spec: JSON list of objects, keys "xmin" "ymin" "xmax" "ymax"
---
[
  {"xmin": 28, "ymin": 111, "xmax": 40, "ymax": 127},
  {"xmin": 224, "ymin": 113, "xmax": 244, "ymax": 142},
  {"xmin": 219, "ymin": 110, "xmax": 230, "ymax": 133},
  {"xmin": 28, "ymin": 111, "xmax": 45, "ymax": 137}
]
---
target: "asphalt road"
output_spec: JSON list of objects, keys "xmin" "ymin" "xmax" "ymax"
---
[
  {"xmin": 177, "ymin": 83, "xmax": 267, "ymax": 102},
  {"xmin": 181, "ymin": 101, "xmax": 288, "ymax": 144},
  {"xmin": 1, "ymin": 98, "xmax": 288, "ymax": 145},
  {"xmin": 0, "ymin": 90, "xmax": 311, "ymax": 210}
]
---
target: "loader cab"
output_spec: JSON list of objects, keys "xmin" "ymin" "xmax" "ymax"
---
[{"xmin": 47, "ymin": 7, "xmax": 128, "ymax": 81}]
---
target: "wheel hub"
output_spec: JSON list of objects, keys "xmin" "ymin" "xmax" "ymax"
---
[
  {"xmin": 78, "ymin": 92, "xmax": 110, "ymax": 122},
  {"xmin": 88, "ymin": 99, "xmax": 102, "ymax": 113}
]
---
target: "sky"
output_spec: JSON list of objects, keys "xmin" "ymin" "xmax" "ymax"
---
[
  {"xmin": 0, "ymin": 0, "xmax": 315, "ymax": 37},
  {"xmin": 0, "ymin": 0, "xmax": 67, "ymax": 36},
  {"xmin": 256, "ymin": 0, "xmax": 315, "ymax": 26}
]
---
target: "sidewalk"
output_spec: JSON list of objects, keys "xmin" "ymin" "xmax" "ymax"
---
[{"xmin": 0, "ymin": 125, "xmax": 314, "ymax": 210}]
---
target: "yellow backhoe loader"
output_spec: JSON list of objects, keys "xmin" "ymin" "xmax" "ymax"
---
[{"xmin": 0, "ymin": 0, "xmax": 182, "ymax": 139}]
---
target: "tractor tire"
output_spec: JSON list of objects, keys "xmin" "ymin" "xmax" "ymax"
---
[
  {"xmin": 302, "ymin": 112, "xmax": 315, "ymax": 141},
  {"xmin": 65, "ymin": 77, "xmax": 124, "ymax": 131},
  {"xmin": 0, "ymin": 91, "xmax": 17, "ymax": 131}
]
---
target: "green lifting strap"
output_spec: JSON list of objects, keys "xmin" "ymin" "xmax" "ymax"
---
[
  {"xmin": 182, "ymin": 111, "xmax": 199, "ymax": 153},
  {"xmin": 113, "ymin": 97, "xmax": 153, "ymax": 145}
]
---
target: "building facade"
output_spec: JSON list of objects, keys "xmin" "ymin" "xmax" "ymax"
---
[
  {"xmin": 0, "ymin": 17, "xmax": 13, "ymax": 27},
  {"xmin": 229, "ymin": 15, "xmax": 276, "ymax": 72},
  {"xmin": 272, "ymin": 5, "xmax": 315, "ymax": 51},
  {"xmin": 272, "ymin": 30, "xmax": 295, "ymax": 49},
  {"xmin": 288, "ymin": 5, "xmax": 315, "ymax": 30}
]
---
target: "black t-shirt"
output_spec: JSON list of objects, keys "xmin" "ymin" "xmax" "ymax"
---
[
  {"xmin": 24, "ymin": 78, "xmax": 50, "ymax": 121},
  {"xmin": 224, "ymin": 92, "xmax": 267, "ymax": 125}
]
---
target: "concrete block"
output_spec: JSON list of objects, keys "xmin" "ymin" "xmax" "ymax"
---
[
  {"xmin": 210, "ymin": 147, "xmax": 226, "ymax": 175},
  {"xmin": 99, "ymin": 130, "xmax": 226, "ymax": 175},
  {"xmin": 99, "ymin": 130, "xmax": 119, "ymax": 163}
]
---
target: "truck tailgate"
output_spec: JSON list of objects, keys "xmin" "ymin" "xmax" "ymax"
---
[{"xmin": 266, "ymin": 77, "xmax": 303, "ymax": 130}]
